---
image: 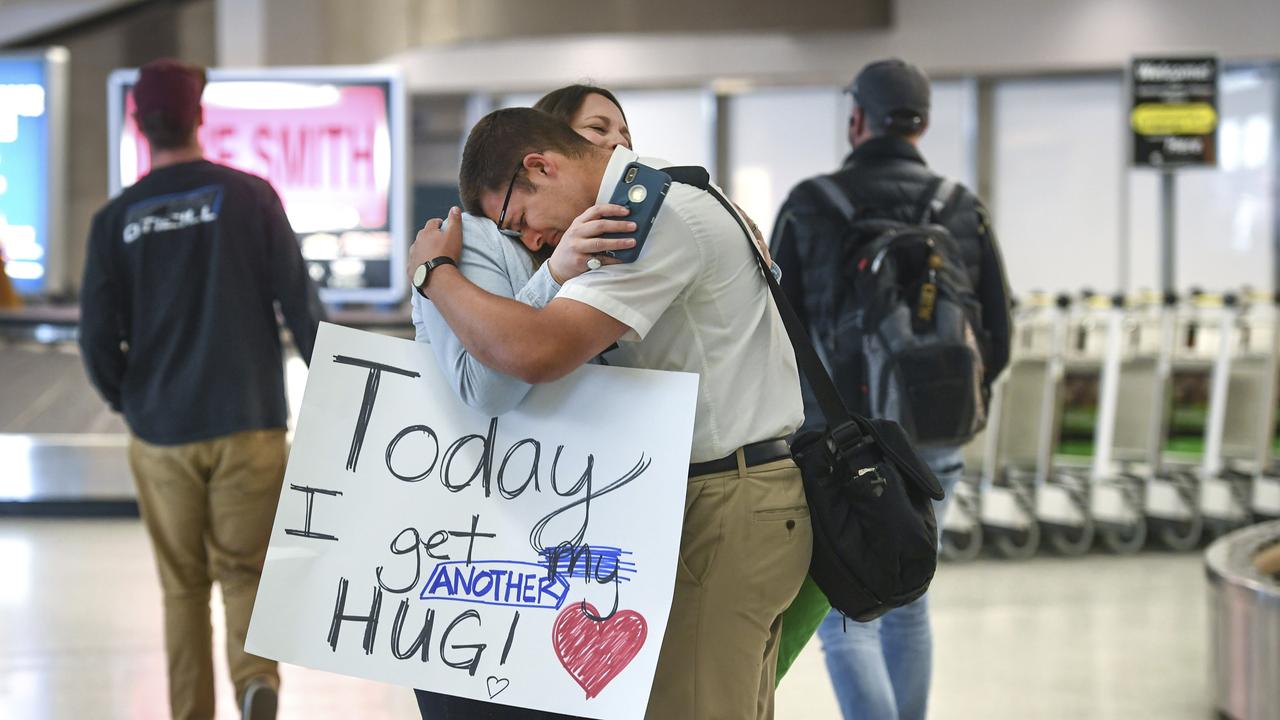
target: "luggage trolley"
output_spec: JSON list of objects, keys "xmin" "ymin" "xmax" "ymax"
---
[
  {"xmin": 1255, "ymin": 294, "xmax": 1280, "ymax": 520},
  {"xmin": 940, "ymin": 424, "xmax": 989, "ymax": 562},
  {"xmin": 1202, "ymin": 289, "xmax": 1276, "ymax": 534},
  {"xmin": 981, "ymin": 293, "xmax": 1091, "ymax": 558},
  {"xmin": 1147, "ymin": 290, "xmax": 1228, "ymax": 550},
  {"xmin": 1037, "ymin": 291, "xmax": 1115, "ymax": 556},
  {"xmin": 1089, "ymin": 292, "xmax": 1163, "ymax": 554}
]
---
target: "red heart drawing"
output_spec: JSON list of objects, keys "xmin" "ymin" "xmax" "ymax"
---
[{"xmin": 552, "ymin": 601, "xmax": 648, "ymax": 699}]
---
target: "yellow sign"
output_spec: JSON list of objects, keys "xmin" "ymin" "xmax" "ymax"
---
[{"xmin": 1130, "ymin": 102, "xmax": 1218, "ymax": 136}]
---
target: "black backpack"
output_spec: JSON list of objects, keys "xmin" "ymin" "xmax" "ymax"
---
[
  {"xmin": 665, "ymin": 166, "xmax": 944, "ymax": 622},
  {"xmin": 809, "ymin": 175, "xmax": 987, "ymax": 448}
]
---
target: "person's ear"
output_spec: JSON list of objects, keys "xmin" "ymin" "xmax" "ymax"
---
[
  {"xmin": 849, "ymin": 108, "xmax": 864, "ymax": 145},
  {"xmin": 523, "ymin": 152, "xmax": 559, "ymax": 182}
]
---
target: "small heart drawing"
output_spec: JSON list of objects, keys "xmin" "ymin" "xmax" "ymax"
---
[
  {"xmin": 486, "ymin": 676, "xmax": 510, "ymax": 699},
  {"xmin": 552, "ymin": 601, "xmax": 648, "ymax": 700}
]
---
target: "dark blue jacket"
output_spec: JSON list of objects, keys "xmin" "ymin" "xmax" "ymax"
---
[{"xmin": 79, "ymin": 159, "xmax": 326, "ymax": 445}]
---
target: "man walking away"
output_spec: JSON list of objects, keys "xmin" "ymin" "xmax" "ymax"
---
[
  {"xmin": 79, "ymin": 58, "xmax": 326, "ymax": 720},
  {"xmin": 770, "ymin": 58, "xmax": 1012, "ymax": 720}
]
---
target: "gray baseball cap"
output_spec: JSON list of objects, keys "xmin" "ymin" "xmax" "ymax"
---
[{"xmin": 846, "ymin": 59, "xmax": 931, "ymax": 132}]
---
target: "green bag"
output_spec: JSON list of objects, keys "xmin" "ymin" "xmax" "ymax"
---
[{"xmin": 776, "ymin": 574, "xmax": 831, "ymax": 681}]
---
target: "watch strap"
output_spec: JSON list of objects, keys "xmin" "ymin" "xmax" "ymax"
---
[{"xmin": 415, "ymin": 256, "xmax": 457, "ymax": 299}]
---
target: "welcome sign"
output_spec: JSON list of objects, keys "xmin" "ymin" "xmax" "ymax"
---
[{"xmin": 247, "ymin": 323, "xmax": 698, "ymax": 718}]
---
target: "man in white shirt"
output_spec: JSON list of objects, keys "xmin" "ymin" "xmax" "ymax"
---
[{"xmin": 410, "ymin": 107, "xmax": 810, "ymax": 719}]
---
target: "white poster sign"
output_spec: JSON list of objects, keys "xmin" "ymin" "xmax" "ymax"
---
[{"xmin": 246, "ymin": 323, "xmax": 698, "ymax": 719}]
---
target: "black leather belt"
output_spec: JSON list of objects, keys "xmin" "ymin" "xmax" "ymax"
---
[{"xmin": 689, "ymin": 438, "xmax": 791, "ymax": 477}]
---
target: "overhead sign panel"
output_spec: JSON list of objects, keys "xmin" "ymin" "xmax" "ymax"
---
[
  {"xmin": 1131, "ymin": 57, "xmax": 1219, "ymax": 167},
  {"xmin": 0, "ymin": 49, "xmax": 67, "ymax": 296},
  {"xmin": 109, "ymin": 67, "xmax": 407, "ymax": 305}
]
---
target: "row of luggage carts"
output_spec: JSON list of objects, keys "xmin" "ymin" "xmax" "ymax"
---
[{"xmin": 942, "ymin": 289, "xmax": 1280, "ymax": 560}]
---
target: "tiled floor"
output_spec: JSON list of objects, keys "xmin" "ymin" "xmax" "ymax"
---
[{"xmin": 0, "ymin": 518, "xmax": 1212, "ymax": 719}]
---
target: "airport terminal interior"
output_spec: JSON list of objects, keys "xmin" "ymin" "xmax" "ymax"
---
[{"xmin": 2, "ymin": 0, "xmax": 1280, "ymax": 718}]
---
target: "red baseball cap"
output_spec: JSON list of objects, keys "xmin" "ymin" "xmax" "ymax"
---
[{"xmin": 133, "ymin": 58, "xmax": 206, "ymax": 129}]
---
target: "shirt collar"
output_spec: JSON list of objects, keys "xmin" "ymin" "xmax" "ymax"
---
[
  {"xmin": 596, "ymin": 145, "xmax": 640, "ymax": 205},
  {"xmin": 842, "ymin": 135, "xmax": 927, "ymax": 169}
]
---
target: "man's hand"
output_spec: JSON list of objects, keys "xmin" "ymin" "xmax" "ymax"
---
[
  {"xmin": 546, "ymin": 204, "xmax": 638, "ymax": 285},
  {"xmin": 733, "ymin": 202, "xmax": 774, "ymax": 269},
  {"xmin": 407, "ymin": 207, "xmax": 464, "ymax": 286}
]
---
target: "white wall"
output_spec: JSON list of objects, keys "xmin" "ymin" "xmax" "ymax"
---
[{"xmin": 992, "ymin": 77, "xmax": 1128, "ymax": 296}]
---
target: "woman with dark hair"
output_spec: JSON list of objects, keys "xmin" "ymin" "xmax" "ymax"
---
[{"xmin": 534, "ymin": 84, "xmax": 632, "ymax": 151}]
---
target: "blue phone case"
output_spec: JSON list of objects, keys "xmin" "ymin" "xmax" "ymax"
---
[{"xmin": 600, "ymin": 162, "xmax": 671, "ymax": 263}]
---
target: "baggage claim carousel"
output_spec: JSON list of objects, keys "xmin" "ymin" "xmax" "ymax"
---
[{"xmin": 0, "ymin": 307, "xmax": 411, "ymax": 517}]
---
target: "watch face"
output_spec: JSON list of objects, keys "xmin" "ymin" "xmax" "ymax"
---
[{"xmin": 413, "ymin": 263, "xmax": 428, "ymax": 288}]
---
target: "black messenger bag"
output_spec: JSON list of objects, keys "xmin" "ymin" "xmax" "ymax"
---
[{"xmin": 664, "ymin": 166, "xmax": 946, "ymax": 622}]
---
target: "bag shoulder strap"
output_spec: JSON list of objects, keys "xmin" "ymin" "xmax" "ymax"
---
[
  {"xmin": 809, "ymin": 176, "xmax": 858, "ymax": 224},
  {"xmin": 663, "ymin": 165, "xmax": 854, "ymax": 430}
]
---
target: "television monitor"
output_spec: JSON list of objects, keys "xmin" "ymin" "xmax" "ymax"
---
[
  {"xmin": 108, "ymin": 66, "xmax": 407, "ymax": 305},
  {"xmin": 0, "ymin": 48, "xmax": 67, "ymax": 296}
]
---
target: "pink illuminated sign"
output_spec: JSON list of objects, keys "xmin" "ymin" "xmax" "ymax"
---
[
  {"xmin": 121, "ymin": 83, "xmax": 390, "ymax": 232},
  {"xmin": 111, "ymin": 72, "xmax": 405, "ymax": 303}
]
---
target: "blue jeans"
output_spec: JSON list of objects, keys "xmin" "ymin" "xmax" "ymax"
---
[{"xmin": 816, "ymin": 445, "xmax": 963, "ymax": 720}]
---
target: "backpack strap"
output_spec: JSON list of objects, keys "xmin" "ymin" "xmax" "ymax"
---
[
  {"xmin": 810, "ymin": 176, "xmax": 858, "ymax": 224},
  {"xmin": 916, "ymin": 177, "xmax": 960, "ymax": 225}
]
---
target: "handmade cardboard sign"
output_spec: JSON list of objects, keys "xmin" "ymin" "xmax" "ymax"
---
[{"xmin": 246, "ymin": 323, "xmax": 699, "ymax": 719}]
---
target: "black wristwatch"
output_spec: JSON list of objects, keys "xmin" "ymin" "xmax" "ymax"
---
[{"xmin": 412, "ymin": 256, "xmax": 457, "ymax": 299}]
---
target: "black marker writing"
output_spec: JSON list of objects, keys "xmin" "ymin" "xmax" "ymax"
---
[
  {"xmin": 285, "ymin": 484, "xmax": 343, "ymax": 542},
  {"xmin": 333, "ymin": 355, "xmax": 419, "ymax": 473},
  {"xmin": 327, "ymin": 578, "xmax": 383, "ymax": 655},
  {"xmin": 451, "ymin": 514, "xmax": 497, "ymax": 565},
  {"xmin": 499, "ymin": 611, "xmax": 520, "ymax": 665},
  {"xmin": 440, "ymin": 609, "xmax": 485, "ymax": 676},
  {"xmin": 497, "ymin": 439, "xmax": 541, "ymax": 499},
  {"xmin": 376, "ymin": 527, "xmax": 426, "ymax": 594},
  {"xmin": 546, "ymin": 542, "xmax": 624, "ymax": 621},
  {"xmin": 385, "ymin": 425, "xmax": 439, "ymax": 482},
  {"xmin": 440, "ymin": 417, "xmax": 498, "ymax": 495},
  {"xmin": 390, "ymin": 599, "xmax": 435, "ymax": 662},
  {"xmin": 528, "ymin": 454, "xmax": 651, "ymax": 554}
]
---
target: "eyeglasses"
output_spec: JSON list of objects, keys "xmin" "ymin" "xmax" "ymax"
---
[{"xmin": 496, "ymin": 162, "xmax": 523, "ymax": 239}]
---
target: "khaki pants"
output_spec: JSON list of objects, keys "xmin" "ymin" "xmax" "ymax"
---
[
  {"xmin": 129, "ymin": 429, "xmax": 285, "ymax": 720},
  {"xmin": 645, "ymin": 453, "xmax": 812, "ymax": 720}
]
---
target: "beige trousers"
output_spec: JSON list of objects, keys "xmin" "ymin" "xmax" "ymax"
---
[
  {"xmin": 645, "ymin": 453, "xmax": 812, "ymax": 720},
  {"xmin": 128, "ymin": 429, "xmax": 285, "ymax": 720}
]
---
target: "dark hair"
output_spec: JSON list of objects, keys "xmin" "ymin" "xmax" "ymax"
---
[
  {"xmin": 533, "ymin": 84, "xmax": 628, "ymax": 126},
  {"xmin": 136, "ymin": 110, "xmax": 198, "ymax": 150},
  {"xmin": 459, "ymin": 107, "xmax": 596, "ymax": 216}
]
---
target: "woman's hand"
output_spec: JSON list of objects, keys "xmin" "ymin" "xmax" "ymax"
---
[{"xmin": 545, "ymin": 204, "xmax": 638, "ymax": 285}]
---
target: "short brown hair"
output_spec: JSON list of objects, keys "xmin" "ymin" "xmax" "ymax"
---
[
  {"xmin": 137, "ymin": 110, "xmax": 198, "ymax": 150},
  {"xmin": 459, "ymin": 108, "xmax": 595, "ymax": 216},
  {"xmin": 533, "ymin": 84, "xmax": 627, "ymax": 126}
]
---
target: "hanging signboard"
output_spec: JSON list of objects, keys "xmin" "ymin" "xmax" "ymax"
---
[{"xmin": 1130, "ymin": 56, "xmax": 1219, "ymax": 167}]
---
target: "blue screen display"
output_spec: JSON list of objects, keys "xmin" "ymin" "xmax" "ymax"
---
[{"xmin": 0, "ymin": 56, "xmax": 50, "ymax": 294}]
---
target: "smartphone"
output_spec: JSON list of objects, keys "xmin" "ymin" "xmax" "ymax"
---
[{"xmin": 599, "ymin": 162, "xmax": 671, "ymax": 263}]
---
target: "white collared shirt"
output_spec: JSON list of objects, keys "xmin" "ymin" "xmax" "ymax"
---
[{"xmin": 556, "ymin": 146, "xmax": 804, "ymax": 463}]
